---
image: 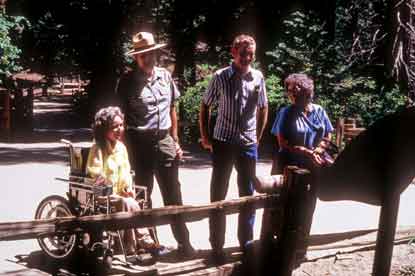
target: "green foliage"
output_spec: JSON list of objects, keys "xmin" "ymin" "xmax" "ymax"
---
[
  {"xmin": 179, "ymin": 64, "xmax": 216, "ymax": 143},
  {"xmin": 345, "ymin": 85, "xmax": 406, "ymax": 125},
  {"xmin": 266, "ymin": 11, "xmax": 334, "ymax": 77},
  {"xmin": 266, "ymin": 8, "xmax": 406, "ymax": 128},
  {"xmin": 0, "ymin": 12, "xmax": 29, "ymax": 83},
  {"xmin": 265, "ymin": 73, "xmax": 287, "ymax": 119}
]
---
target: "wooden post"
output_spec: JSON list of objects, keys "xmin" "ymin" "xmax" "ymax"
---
[
  {"xmin": 277, "ymin": 167, "xmax": 312, "ymax": 276},
  {"xmin": 42, "ymin": 81, "xmax": 48, "ymax": 97},
  {"xmin": 77, "ymin": 74, "xmax": 81, "ymax": 94},
  {"xmin": 0, "ymin": 0, "xmax": 6, "ymax": 12},
  {"xmin": 60, "ymin": 77, "xmax": 65, "ymax": 94},
  {"xmin": 0, "ymin": 89, "xmax": 10, "ymax": 140},
  {"xmin": 259, "ymin": 172, "xmax": 289, "ymax": 275},
  {"xmin": 372, "ymin": 191, "xmax": 400, "ymax": 276},
  {"xmin": 335, "ymin": 118, "xmax": 344, "ymax": 150},
  {"xmin": 13, "ymin": 87, "xmax": 24, "ymax": 132},
  {"xmin": 27, "ymin": 87, "xmax": 34, "ymax": 130}
]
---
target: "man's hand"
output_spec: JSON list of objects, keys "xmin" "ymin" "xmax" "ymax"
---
[
  {"xmin": 200, "ymin": 136, "xmax": 213, "ymax": 152},
  {"xmin": 199, "ymin": 102, "xmax": 213, "ymax": 152},
  {"xmin": 175, "ymin": 141, "xmax": 184, "ymax": 160}
]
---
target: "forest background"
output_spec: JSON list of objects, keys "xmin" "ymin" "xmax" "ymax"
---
[{"xmin": 1, "ymin": 0, "xmax": 414, "ymax": 144}]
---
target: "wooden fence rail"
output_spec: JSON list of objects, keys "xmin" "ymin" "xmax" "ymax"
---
[
  {"xmin": 0, "ymin": 193, "xmax": 279, "ymax": 242},
  {"xmin": 0, "ymin": 168, "xmax": 312, "ymax": 276}
]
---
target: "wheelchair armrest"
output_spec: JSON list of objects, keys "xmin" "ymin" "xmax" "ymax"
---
[
  {"xmin": 93, "ymin": 184, "xmax": 113, "ymax": 197},
  {"xmin": 134, "ymin": 185, "xmax": 148, "ymax": 202}
]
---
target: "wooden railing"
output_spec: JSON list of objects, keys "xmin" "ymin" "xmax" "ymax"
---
[
  {"xmin": 0, "ymin": 194, "xmax": 278, "ymax": 242},
  {"xmin": 0, "ymin": 167, "xmax": 315, "ymax": 275},
  {"xmin": 335, "ymin": 117, "xmax": 366, "ymax": 150},
  {"xmin": 49, "ymin": 76, "xmax": 88, "ymax": 95}
]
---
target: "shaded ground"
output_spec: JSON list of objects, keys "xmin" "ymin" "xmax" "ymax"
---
[
  {"xmin": 5, "ymin": 94, "xmax": 91, "ymax": 144},
  {"xmin": 294, "ymin": 227, "xmax": 415, "ymax": 276}
]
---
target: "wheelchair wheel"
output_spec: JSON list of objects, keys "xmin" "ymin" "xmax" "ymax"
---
[{"xmin": 35, "ymin": 195, "xmax": 77, "ymax": 259}]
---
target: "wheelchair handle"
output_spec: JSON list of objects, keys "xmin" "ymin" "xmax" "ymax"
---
[{"xmin": 60, "ymin": 139, "xmax": 72, "ymax": 146}]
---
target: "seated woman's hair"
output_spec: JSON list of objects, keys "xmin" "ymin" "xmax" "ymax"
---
[
  {"xmin": 93, "ymin": 106, "xmax": 124, "ymax": 149},
  {"xmin": 284, "ymin": 73, "xmax": 314, "ymax": 100}
]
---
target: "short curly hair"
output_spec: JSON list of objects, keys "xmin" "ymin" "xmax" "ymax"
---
[
  {"xmin": 93, "ymin": 106, "xmax": 124, "ymax": 149},
  {"xmin": 284, "ymin": 73, "xmax": 314, "ymax": 100},
  {"xmin": 232, "ymin": 34, "xmax": 256, "ymax": 50}
]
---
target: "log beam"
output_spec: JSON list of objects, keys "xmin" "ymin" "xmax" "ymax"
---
[{"xmin": 0, "ymin": 194, "xmax": 279, "ymax": 241}]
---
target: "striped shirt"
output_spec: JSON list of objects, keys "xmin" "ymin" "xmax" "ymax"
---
[{"xmin": 203, "ymin": 64, "xmax": 268, "ymax": 145}]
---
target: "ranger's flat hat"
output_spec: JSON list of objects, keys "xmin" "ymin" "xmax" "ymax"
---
[{"xmin": 126, "ymin": 32, "xmax": 166, "ymax": 56}]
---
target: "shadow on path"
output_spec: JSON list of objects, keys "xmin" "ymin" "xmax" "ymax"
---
[
  {"xmin": 12, "ymin": 250, "xmax": 109, "ymax": 276},
  {"xmin": 2, "ymin": 94, "xmax": 272, "ymax": 168},
  {"xmin": 11, "ymin": 246, "xmax": 247, "ymax": 276},
  {"xmin": 0, "ymin": 146, "xmax": 68, "ymax": 165},
  {"xmin": 1, "ymin": 94, "xmax": 92, "ymax": 144},
  {"xmin": 181, "ymin": 143, "xmax": 273, "ymax": 170}
]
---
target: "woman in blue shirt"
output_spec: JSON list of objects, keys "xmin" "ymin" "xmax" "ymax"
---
[
  {"xmin": 271, "ymin": 73, "xmax": 334, "ymax": 174},
  {"xmin": 267, "ymin": 73, "xmax": 334, "ymax": 262}
]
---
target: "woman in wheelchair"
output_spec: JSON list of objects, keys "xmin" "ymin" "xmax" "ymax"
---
[{"xmin": 86, "ymin": 106, "xmax": 167, "ymax": 258}]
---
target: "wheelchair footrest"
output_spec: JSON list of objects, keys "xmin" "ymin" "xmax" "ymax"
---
[
  {"xmin": 125, "ymin": 253, "xmax": 154, "ymax": 265},
  {"xmin": 136, "ymin": 253, "xmax": 153, "ymax": 263}
]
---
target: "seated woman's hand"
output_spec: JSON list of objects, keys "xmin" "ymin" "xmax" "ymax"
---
[
  {"xmin": 120, "ymin": 188, "xmax": 135, "ymax": 198},
  {"xmin": 94, "ymin": 175, "xmax": 108, "ymax": 186}
]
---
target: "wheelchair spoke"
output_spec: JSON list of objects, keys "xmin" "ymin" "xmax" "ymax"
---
[{"xmin": 35, "ymin": 195, "xmax": 77, "ymax": 259}]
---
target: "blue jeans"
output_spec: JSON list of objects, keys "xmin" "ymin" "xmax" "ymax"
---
[{"xmin": 209, "ymin": 140, "xmax": 257, "ymax": 251}]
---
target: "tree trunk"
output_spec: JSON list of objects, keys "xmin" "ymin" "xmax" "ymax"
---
[
  {"xmin": 0, "ymin": 0, "xmax": 6, "ymax": 12},
  {"xmin": 408, "ymin": 0, "xmax": 415, "ymax": 100},
  {"xmin": 169, "ymin": 2, "xmax": 197, "ymax": 88},
  {"xmin": 388, "ymin": 0, "xmax": 415, "ymax": 100},
  {"xmin": 86, "ymin": 1, "xmax": 124, "ymax": 114}
]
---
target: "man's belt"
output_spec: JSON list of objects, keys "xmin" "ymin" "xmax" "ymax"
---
[{"xmin": 127, "ymin": 127, "xmax": 169, "ymax": 139}]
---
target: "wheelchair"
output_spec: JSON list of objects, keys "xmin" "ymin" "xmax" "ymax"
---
[{"xmin": 34, "ymin": 139, "xmax": 156, "ymax": 271}]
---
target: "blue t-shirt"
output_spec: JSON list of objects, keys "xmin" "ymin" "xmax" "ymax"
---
[{"xmin": 271, "ymin": 103, "xmax": 334, "ymax": 167}]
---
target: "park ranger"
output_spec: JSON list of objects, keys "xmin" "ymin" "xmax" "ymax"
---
[{"xmin": 116, "ymin": 31, "xmax": 195, "ymax": 257}]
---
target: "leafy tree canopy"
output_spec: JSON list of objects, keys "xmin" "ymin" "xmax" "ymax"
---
[{"xmin": 0, "ymin": 10, "xmax": 29, "ymax": 84}]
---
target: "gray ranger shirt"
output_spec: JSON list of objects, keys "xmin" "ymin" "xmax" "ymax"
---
[{"xmin": 117, "ymin": 66, "xmax": 180, "ymax": 131}]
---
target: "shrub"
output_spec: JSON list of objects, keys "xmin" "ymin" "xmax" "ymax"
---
[
  {"xmin": 179, "ymin": 64, "xmax": 216, "ymax": 143},
  {"xmin": 0, "ymin": 12, "xmax": 29, "ymax": 84},
  {"xmin": 266, "ymin": 10, "xmax": 407, "ymax": 129}
]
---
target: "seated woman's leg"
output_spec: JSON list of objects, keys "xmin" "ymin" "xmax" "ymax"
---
[{"xmin": 120, "ymin": 197, "xmax": 166, "ymax": 254}]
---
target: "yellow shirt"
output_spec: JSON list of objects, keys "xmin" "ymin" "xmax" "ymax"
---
[{"xmin": 86, "ymin": 140, "xmax": 133, "ymax": 196}]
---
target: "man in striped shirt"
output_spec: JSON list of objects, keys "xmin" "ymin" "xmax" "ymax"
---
[{"xmin": 199, "ymin": 34, "xmax": 268, "ymax": 264}]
